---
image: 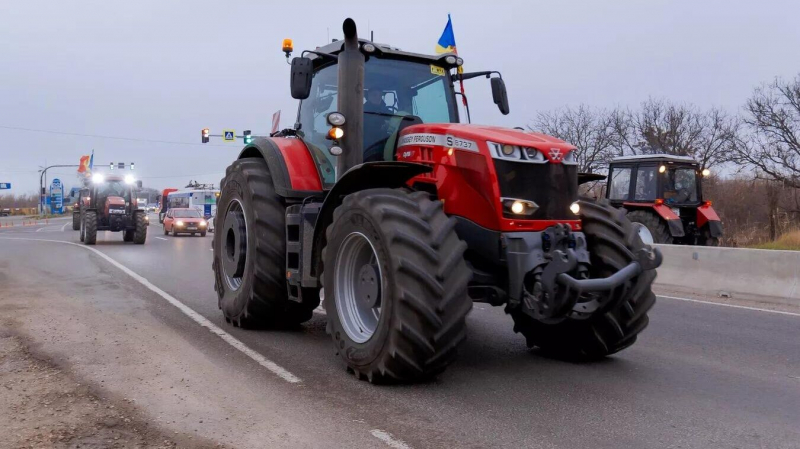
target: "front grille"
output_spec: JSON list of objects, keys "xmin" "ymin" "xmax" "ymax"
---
[{"xmin": 493, "ymin": 160, "xmax": 577, "ymax": 220}]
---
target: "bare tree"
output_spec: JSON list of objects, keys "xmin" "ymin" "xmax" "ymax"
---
[
  {"xmin": 733, "ymin": 75, "xmax": 800, "ymax": 188},
  {"xmin": 532, "ymin": 105, "xmax": 616, "ymax": 173},
  {"xmin": 608, "ymin": 99, "xmax": 735, "ymax": 168}
]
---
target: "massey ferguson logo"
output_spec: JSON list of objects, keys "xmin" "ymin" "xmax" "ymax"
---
[{"xmin": 549, "ymin": 148, "xmax": 563, "ymax": 161}]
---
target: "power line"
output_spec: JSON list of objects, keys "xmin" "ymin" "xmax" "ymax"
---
[{"xmin": 0, "ymin": 125, "xmax": 236, "ymax": 148}]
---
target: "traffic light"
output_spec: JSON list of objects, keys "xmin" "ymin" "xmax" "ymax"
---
[
  {"xmin": 243, "ymin": 129, "xmax": 252, "ymax": 145},
  {"xmin": 130, "ymin": 162, "xmax": 135, "ymax": 170},
  {"xmin": 202, "ymin": 128, "xmax": 210, "ymax": 143},
  {"xmin": 110, "ymin": 162, "xmax": 114, "ymax": 170}
]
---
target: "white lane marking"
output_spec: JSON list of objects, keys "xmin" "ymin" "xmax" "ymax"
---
[
  {"xmin": 370, "ymin": 430, "xmax": 412, "ymax": 449},
  {"xmin": 0, "ymin": 237, "xmax": 302, "ymax": 384},
  {"xmin": 35, "ymin": 226, "xmax": 47, "ymax": 233},
  {"xmin": 155, "ymin": 237, "xmax": 169, "ymax": 241},
  {"xmin": 61, "ymin": 222, "xmax": 69, "ymax": 232},
  {"xmin": 659, "ymin": 295, "xmax": 800, "ymax": 318}
]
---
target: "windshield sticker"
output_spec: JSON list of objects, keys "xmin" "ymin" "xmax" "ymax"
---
[{"xmin": 430, "ymin": 65, "xmax": 446, "ymax": 76}]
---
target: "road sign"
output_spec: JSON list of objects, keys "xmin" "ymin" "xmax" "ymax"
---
[
  {"xmin": 0, "ymin": 183, "xmax": 10, "ymax": 189},
  {"xmin": 223, "ymin": 129, "xmax": 235, "ymax": 141},
  {"xmin": 50, "ymin": 178, "xmax": 64, "ymax": 214}
]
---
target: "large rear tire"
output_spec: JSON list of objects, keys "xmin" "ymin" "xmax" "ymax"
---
[
  {"xmin": 626, "ymin": 209, "xmax": 672, "ymax": 244},
  {"xmin": 83, "ymin": 211, "xmax": 97, "ymax": 245},
  {"xmin": 72, "ymin": 212, "xmax": 80, "ymax": 231},
  {"xmin": 510, "ymin": 198, "xmax": 657, "ymax": 359},
  {"xmin": 212, "ymin": 158, "xmax": 318, "ymax": 328},
  {"xmin": 132, "ymin": 211, "xmax": 147, "ymax": 244},
  {"xmin": 323, "ymin": 189, "xmax": 472, "ymax": 383}
]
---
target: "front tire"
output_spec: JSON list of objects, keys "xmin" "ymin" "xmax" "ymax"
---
[
  {"xmin": 212, "ymin": 158, "xmax": 318, "ymax": 328},
  {"xmin": 510, "ymin": 198, "xmax": 657, "ymax": 359},
  {"xmin": 323, "ymin": 189, "xmax": 472, "ymax": 383},
  {"xmin": 72, "ymin": 212, "xmax": 80, "ymax": 231},
  {"xmin": 626, "ymin": 209, "xmax": 672, "ymax": 244},
  {"xmin": 133, "ymin": 211, "xmax": 147, "ymax": 244},
  {"xmin": 83, "ymin": 211, "xmax": 97, "ymax": 245}
]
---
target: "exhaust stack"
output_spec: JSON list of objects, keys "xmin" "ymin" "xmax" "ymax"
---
[{"xmin": 335, "ymin": 18, "xmax": 365, "ymax": 179}]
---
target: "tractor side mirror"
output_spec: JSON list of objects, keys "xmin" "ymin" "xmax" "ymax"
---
[
  {"xmin": 491, "ymin": 77, "xmax": 510, "ymax": 115},
  {"xmin": 136, "ymin": 180, "xmax": 143, "ymax": 189},
  {"xmin": 290, "ymin": 57, "xmax": 313, "ymax": 99}
]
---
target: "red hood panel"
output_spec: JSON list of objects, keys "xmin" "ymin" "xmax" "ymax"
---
[{"xmin": 401, "ymin": 123, "xmax": 576, "ymax": 151}]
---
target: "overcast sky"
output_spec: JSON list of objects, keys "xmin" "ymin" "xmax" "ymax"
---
[{"xmin": 1, "ymin": 0, "xmax": 799, "ymax": 194}]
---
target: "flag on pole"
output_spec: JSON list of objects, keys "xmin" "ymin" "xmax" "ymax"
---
[
  {"xmin": 435, "ymin": 15, "xmax": 467, "ymax": 109},
  {"xmin": 78, "ymin": 155, "xmax": 90, "ymax": 175},
  {"xmin": 435, "ymin": 15, "xmax": 457, "ymax": 54}
]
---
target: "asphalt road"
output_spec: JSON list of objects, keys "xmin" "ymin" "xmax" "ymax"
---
[{"xmin": 1, "ymin": 214, "xmax": 798, "ymax": 448}]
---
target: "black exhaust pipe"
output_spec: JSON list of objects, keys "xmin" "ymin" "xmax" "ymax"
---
[{"xmin": 336, "ymin": 18, "xmax": 365, "ymax": 180}]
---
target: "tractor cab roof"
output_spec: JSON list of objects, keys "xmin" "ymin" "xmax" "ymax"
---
[
  {"xmin": 610, "ymin": 154, "xmax": 699, "ymax": 166},
  {"xmin": 309, "ymin": 39, "xmax": 462, "ymax": 71}
]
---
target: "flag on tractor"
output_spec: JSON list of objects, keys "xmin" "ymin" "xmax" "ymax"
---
[
  {"xmin": 435, "ymin": 14, "xmax": 457, "ymax": 54},
  {"xmin": 435, "ymin": 14, "xmax": 467, "ymax": 107},
  {"xmin": 78, "ymin": 155, "xmax": 91, "ymax": 176}
]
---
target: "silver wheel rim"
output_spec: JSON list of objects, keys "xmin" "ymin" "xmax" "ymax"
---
[
  {"xmin": 334, "ymin": 232, "xmax": 383, "ymax": 344},
  {"xmin": 635, "ymin": 223, "xmax": 654, "ymax": 245},
  {"xmin": 223, "ymin": 199, "xmax": 246, "ymax": 291}
]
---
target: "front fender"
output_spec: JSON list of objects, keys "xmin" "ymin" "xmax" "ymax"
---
[
  {"xmin": 238, "ymin": 137, "xmax": 324, "ymax": 198},
  {"xmin": 310, "ymin": 161, "xmax": 432, "ymax": 277}
]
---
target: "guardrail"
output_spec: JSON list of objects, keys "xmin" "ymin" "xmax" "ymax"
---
[{"xmin": 654, "ymin": 244, "xmax": 800, "ymax": 305}]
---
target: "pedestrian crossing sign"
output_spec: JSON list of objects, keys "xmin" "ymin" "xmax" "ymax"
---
[{"xmin": 223, "ymin": 130, "xmax": 235, "ymax": 141}]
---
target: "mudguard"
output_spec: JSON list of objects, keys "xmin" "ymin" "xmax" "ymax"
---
[
  {"xmin": 238, "ymin": 137, "xmax": 323, "ymax": 198},
  {"xmin": 309, "ymin": 161, "xmax": 433, "ymax": 277},
  {"xmin": 697, "ymin": 204, "xmax": 723, "ymax": 237}
]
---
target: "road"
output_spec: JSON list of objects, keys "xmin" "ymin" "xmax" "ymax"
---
[{"xmin": 1, "ymin": 214, "xmax": 799, "ymax": 448}]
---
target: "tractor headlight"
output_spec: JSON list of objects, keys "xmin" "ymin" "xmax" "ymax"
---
[
  {"xmin": 124, "ymin": 175, "xmax": 135, "ymax": 185},
  {"xmin": 570, "ymin": 202, "xmax": 581, "ymax": 215},
  {"xmin": 562, "ymin": 151, "xmax": 578, "ymax": 165},
  {"xmin": 326, "ymin": 112, "xmax": 346, "ymax": 126},
  {"xmin": 92, "ymin": 173, "xmax": 105, "ymax": 184},
  {"xmin": 488, "ymin": 142, "xmax": 548, "ymax": 164},
  {"xmin": 502, "ymin": 198, "xmax": 538, "ymax": 216},
  {"xmin": 327, "ymin": 126, "xmax": 344, "ymax": 140}
]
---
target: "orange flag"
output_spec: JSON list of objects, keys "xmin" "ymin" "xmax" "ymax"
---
[{"xmin": 78, "ymin": 155, "xmax": 90, "ymax": 174}]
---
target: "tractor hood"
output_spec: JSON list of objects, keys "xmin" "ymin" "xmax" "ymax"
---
[
  {"xmin": 400, "ymin": 123, "xmax": 577, "ymax": 154},
  {"xmin": 105, "ymin": 196, "xmax": 125, "ymax": 207}
]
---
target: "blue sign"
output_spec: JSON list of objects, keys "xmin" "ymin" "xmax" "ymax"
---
[
  {"xmin": 50, "ymin": 178, "xmax": 64, "ymax": 214},
  {"xmin": 0, "ymin": 183, "xmax": 10, "ymax": 189},
  {"xmin": 223, "ymin": 130, "xmax": 235, "ymax": 141}
]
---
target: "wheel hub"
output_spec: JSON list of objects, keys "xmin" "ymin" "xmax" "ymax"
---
[
  {"xmin": 222, "ymin": 200, "xmax": 247, "ymax": 290},
  {"xmin": 334, "ymin": 232, "xmax": 383, "ymax": 343},
  {"xmin": 356, "ymin": 263, "xmax": 381, "ymax": 309}
]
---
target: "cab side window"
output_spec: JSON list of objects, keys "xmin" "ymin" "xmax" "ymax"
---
[{"xmin": 609, "ymin": 167, "xmax": 632, "ymax": 200}]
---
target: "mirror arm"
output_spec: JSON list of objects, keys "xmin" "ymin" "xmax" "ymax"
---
[{"xmin": 457, "ymin": 70, "xmax": 501, "ymax": 81}]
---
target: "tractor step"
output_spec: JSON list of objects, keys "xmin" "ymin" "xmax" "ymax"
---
[{"xmin": 285, "ymin": 203, "xmax": 321, "ymax": 303}]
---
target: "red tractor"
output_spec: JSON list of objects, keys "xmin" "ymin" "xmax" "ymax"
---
[
  {"xmin": 606, "ymin": 155, "xmax": 723, "ymax": 246},
  {"xmin": 76, "ymin": 173, "xmax": 148, "ymax": 245},
  {"xmin": 212, "ymin": 19, "xmax": 662, "ymax": 383}
]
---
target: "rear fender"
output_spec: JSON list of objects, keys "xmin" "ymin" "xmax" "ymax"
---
[
  {"xmin": 310, "ymin": 162, "xmax": 433, "ymax": 278},
  {"xmin": 623, "ymin": 202, "xmax": 685, "ymax": 237},
  {"xmin": 697, "ymin": 205, "xmax": 723, "ymax": 236},
  {"xmin": 238, "ymin": 137, "xmax": 323, "ymax": 198}
]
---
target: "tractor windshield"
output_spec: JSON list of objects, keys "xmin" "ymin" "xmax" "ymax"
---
[
  {"xmin": 298, "ymin": 57, "xmax": 458, "ymax": 187},
  {"xmin": 664, "ymin": 167, "xmax": 698, "ymax": 204},
  {"xmin": 96, "ymin": 181, "xmax": 128, "ymax": 200}
]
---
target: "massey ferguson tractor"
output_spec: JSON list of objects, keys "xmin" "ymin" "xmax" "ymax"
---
[
  {"xmin": 606, "ymin": 155, "xmax": 723, "ymax": 246},
  {"xmin": 212, "ymin": 19, "xmax": 662, "ymax": 383},
  {"xmin": 76, "ymin": 173, "xmax": 148, "ymax": 245}
]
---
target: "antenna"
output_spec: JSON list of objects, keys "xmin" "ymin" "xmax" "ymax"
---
[{"xmin": 371, "ymin": 30, "xmax": 374, "ymax": 42}]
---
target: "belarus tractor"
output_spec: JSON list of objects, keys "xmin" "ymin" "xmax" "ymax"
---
[
  {"xmin": 75, "ymin": 173, "xmax": 148, "ymax": 245},
  {"xmin": 606, "ymin": 155, "xmax": 723, "ymax": 246},
  {"xmin": 212, "ymin": 19, "xmax": 662, "ymax": 383}
]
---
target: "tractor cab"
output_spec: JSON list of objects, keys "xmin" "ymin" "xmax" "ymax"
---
[
  {"xmin": 606, "ymin": 154, "xmax": 722, "ymax": 245},
  {"xmin": 290, "ymin": 38, "xmax": 508, "ymax": 188}
]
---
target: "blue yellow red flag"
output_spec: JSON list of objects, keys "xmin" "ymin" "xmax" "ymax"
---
[
  {"xmin": 78, "ymin": 155, "xmax": 90, "ymax": 174},
  {"xmin": 435, "ymin": 14, "xmax": 457, "ymax": 54}
]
